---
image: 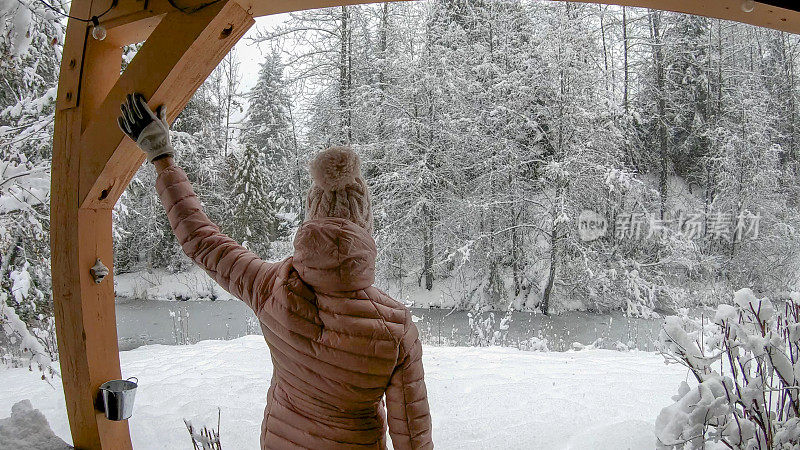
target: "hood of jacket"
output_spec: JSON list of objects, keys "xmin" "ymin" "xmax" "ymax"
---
[{"xmin": 293, "ymin": 217, "xmax": 376, "ymax": 292}]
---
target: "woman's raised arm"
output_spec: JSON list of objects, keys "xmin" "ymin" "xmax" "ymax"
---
[
  {"xmin": 153, "ymin": 156, "xmax": 283, "ymax": 311},
  {"xmin": 118, "ymin": 93, "xmax": 311, "ymax": 312}
]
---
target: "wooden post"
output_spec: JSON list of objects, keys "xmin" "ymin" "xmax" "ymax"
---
[
  {"xmin": 52, "ymin": 1, "xmax": 252, "ymax": 447},
  {"xmin": 52, "ymin": 5, "xmax": 131, "ymax": 446}
]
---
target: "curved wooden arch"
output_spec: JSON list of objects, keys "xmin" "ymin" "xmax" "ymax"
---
[{"xmin": 51, "ymin": 0, "xmax": 799, "ymax": 447}]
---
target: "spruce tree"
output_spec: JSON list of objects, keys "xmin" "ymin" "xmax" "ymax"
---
[
  {"xmin": 242, "ymin": 50, "xmax": 293, "ymax": 165},
  {"xmin": 231, "ymin": 143, "xmax": 273, "ymax": 255},
  {"xmin": 232, "ymin": 51, "xmax": 296, "ymax": 257}
]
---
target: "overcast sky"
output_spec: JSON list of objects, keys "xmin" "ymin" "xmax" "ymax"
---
[{"xmin": 234, "ymin": 14, "xmax": 289, "ymax": 93}]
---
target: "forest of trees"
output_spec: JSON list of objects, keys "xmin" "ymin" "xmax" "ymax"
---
[
  {"xmin": 1, "ymin": 0, "xmax": 62, "ymax": 367},
  {"xmin": 3, "ymin": 1, "xmax": 800, "ymax": 339}
]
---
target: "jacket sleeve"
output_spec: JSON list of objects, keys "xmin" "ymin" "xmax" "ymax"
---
[
  {"xmin": 155, "ymin": 161, "xmax": 280, "ymax": 313},
  {"xmin": 386, "ymin": 311, "xmax": 433, "ymax": 450}
]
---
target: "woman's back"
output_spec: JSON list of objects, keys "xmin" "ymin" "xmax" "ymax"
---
[{"xmin": 255, "ymin": 218, "xmax": 430, "ymax": 449}]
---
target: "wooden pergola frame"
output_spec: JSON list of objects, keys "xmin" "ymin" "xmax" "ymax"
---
[{"xmin": 51, "ymin": 0, "xmax": 799, "ymax": 447}]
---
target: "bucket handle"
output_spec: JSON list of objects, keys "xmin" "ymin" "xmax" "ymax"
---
[{"xmin": 100, "ymin": 377, "xmax": 138, "ymax": 392}]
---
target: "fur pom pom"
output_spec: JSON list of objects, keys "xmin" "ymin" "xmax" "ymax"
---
[{"xmin": 309, "ymin": 146, "xmax": 362, "ymax": 190}]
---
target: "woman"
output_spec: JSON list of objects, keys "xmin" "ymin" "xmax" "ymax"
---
[{"xmin": 118, "ymin": 93, "xmax": 433, "ymax": 449}]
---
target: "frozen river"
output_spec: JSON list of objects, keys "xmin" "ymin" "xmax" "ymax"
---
[{"xmin": 115, "ymin": 298, "xmax": 671, "ymax": 351}]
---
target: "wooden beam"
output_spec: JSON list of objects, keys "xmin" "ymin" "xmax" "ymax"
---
[
  {"xmin": 104, "ymin": 13, "xmax": 164, "ymax": 47},
  {"xmin": 55, "ymin": 4, "xmax": 90, "ymax": 111},
  {"xmin": 566, "ymin": 0, "xmax": 800, "ymax": 34},
  {"xmin": 237, "ymin": 0, "xmax": 414, "ymax": 19},
  {"xmin": 94, "ymin": 0, "xmax": 800, "ymax": 48},
  {"xmin": 52, "ymin": 2, "xmax": 132, "ymax": 446},
  {"xmin": 79, "ymin": 0, "xmax": 254, "ymax": 209},
  {"xmin": 232, "ymin": 0, "xmax": 800, "ymax": 33},
  {"xmin": 81, "ymin": 39, "xmax": 124, "ymax": 128},
  {"xmin": 98, "ymin": 0, "xmax": 800, "ymax": 37}
]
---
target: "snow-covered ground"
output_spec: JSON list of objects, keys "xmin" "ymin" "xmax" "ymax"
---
[{"xmin": 0, "ymin": 337, "xmax": 689, "ymax": 449}]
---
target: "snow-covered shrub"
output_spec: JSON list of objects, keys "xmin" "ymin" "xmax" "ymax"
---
[
  {"xmin": 1, "ymin": 205, "xmax": 56, "ymax": 375},
  {"xmin": 467, "ymin": 310, "xmax": 494, "ymax": 347},
  {"xmin": 1, "ymin": 101, "xmax": 56, "ymax": 373},
  {"xmin": 571, "ymin": 338, "xmax": 633, "ymax": 352},
  {"xmin": 174, "ymin": 272, "xmax": 218, "ymax": 301},
  {"xmin": 656, "ymin": 288, "xmax": 800, "ymax": 449},
  {"xmin": 518, "ymin": 335, "xmax": 550, "ymax": 352},
  {"xmin": 467, "ymin": 307, "xmax": 512, "ymax": 347},
  {"xmin": 1, "ymin": 294, "xmax": 56, "ymax": 377},
  {"xmin": 245, "ymin": 316, "xmax": 261, "ymax": 336},
  {"xmin": 564, "ymin": 230, "xmax": 703, "ymax": 317},
  {"xmin": 170, "ymin": 309, "xmax": 193, "ymax": 345},
  {"xmin": 412, "ymin": 312, "xmax": 459, "ymax": 347},
  {"xmin": 184, "ymin": 410, "xmax": 221, "ymax": 450},
  {"xmin": 621, "ymin": 269, "xmax": 661, "ymax": 318}
]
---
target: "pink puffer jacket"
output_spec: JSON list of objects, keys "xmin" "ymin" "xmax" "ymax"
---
[{"xmin": 156, "ymin": 161, "xmax": 433, "ymax": 449}]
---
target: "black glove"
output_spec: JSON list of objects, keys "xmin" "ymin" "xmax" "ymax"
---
[{"xmin": 117, "ymin": 93, "xmax": 175, "ymax": 162}]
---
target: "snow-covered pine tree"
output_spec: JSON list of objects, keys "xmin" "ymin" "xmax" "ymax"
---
[
  {"xmin": 242, "ymin": 50, "xmax": 293, "ymax": 167},
  {"xmin": 231, "ymin": 51, "xmax": 296, "ymax": 257},
  {"xmin": 0, "ymin": 0, "xmax": 62, "ymax": 372},
  {"xmin": 230, "ymin": 143, "xmax": 273, "ymax": 256}
]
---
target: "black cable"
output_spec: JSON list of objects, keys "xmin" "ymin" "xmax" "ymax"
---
[
  {"xmin": 34, "ymin": 0, "xmax": 116, "ymax": 23},
  {"xmin": 165, "ymin": 0, "xmax": 222, "ymax": 15},
  {"xmin": 33, "ymin": 0, "xmax": 217, "ymax": 27}
]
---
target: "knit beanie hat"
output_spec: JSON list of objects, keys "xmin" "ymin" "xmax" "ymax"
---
[{"xmin": 305, "ymin": 146, "xmax": 374, "ymax": 234}]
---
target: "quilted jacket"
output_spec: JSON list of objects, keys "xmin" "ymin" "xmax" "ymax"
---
[{"xmin": 156, "ymin": 161, "xmax": 433, "ymax": 449}]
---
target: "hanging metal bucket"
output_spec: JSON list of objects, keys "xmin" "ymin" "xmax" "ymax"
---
[{"xmin": 100, "ymin": 377, "xmax": 138, "ymax": 421}]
